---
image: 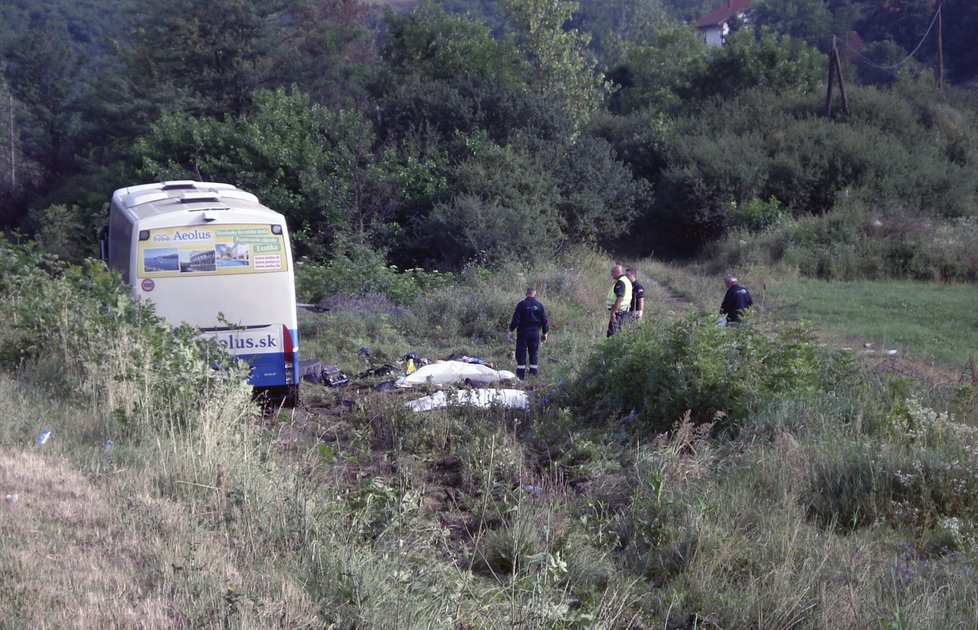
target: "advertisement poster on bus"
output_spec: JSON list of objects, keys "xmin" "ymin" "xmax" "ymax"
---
[{"xmin": 137, "ymin": 224, "xmax": 288, "ymax": 278}]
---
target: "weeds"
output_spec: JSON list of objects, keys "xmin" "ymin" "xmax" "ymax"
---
[{"xmin": 3, "ymin": 241, "xmax": 978, "ymax": 628}]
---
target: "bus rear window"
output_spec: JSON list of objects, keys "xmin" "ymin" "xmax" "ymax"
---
[{"xmin": 137, "ymin": 224, "xmax": 288, "ymax": 278}]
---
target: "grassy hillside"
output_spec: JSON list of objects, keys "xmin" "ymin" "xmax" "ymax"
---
[{"xmin": 2, "ymin": 243, "xmax": 978, "ymax": 627}]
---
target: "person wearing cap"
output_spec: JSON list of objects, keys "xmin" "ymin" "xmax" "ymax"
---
[
  {"xmin": 606, "ymin": 264, "xmax": 632, "ymax": 337},
  {"xmin": 625, "ymin": 267, "xmax": 645, "ymax": 323},
  {"xmin": 508, "ymin": 287, "xmax": 549, "ymax": 379},
  {"xmin": 720, "ymin": 273, "xmax": 753, "ymax": 324}
]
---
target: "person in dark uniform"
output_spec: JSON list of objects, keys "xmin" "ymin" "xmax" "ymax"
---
[
  {"xmin": 606, "ymin": 264, "xmax": 632, "ymax": 337},
  {"xmin": 507, "ymin": 287, "xmax": 549, "ymax": 379},
  {"xmin": 625, "ymin": 267, "xmax": 645, "ymax": 322},
  {"xmin": 720, "ymin": 273, "xmax": 753, "ymax": 324}
]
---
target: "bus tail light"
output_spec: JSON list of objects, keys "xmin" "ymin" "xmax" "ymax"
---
[{"xmin": 282, "ymin": 324, "xmax": 295, "ymax": 382}]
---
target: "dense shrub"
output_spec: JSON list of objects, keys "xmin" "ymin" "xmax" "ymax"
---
[
  {"xmin": 616, "ymin": 84, "xmax": 978, "ymax": 258},
  {"xmin": 0, "ymin": 239, "xmax": 246, "ymax": 428},
  {"xmin": 295, "ymin": 240, "xmax": 453, "ymax": 305},
  {"xmin": 710, "ymin": 208, "xmax": 978, "ymax": 282},
  {"xmin": 420, "ymin": 142, "xmax": 564, "ymax": 268},
  {"xmin": 560, "ymin": 311, "xmax": 850, "ymax": 434},
  {"xmin": 683, "ymin": 28, "xmax": 824, "ymax": 103}
]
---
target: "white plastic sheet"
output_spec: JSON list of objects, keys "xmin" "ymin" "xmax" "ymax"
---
[
  {"xmin": 395, "ymin": 360, "xmax": 517, "ymax": 388},
  {"xmin": 405, "ymin": 388, "xmax": 529, "ymax": 412}
]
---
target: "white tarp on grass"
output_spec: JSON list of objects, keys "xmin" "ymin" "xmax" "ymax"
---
[
  {"xmin": 405, "ymin": 388, "xmax": 529, "ymax": 412},
  {"xmin": 395, "ymin": 360, "xmax": 517, "ymax": 388}
]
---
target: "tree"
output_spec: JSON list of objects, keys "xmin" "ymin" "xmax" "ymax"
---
[
  {"xmin": 131, "ymin": 88, "xmax": 415, "ymax": 258},
  {"xmin": 941, "ymin": 0, "xmax": 978, "ymax": 84},
  {"xmin": 260, "ymin": 0, "xmax": 377, "ymax": 109},
  {"xmin": 123, "ymin": 0, "xmax": 283, "ymax": 119},
  {"xmin": 549, "ymin": 136, "xmax": 650, "ymax": 244},
  {"xmin": 3, "ymin": 23, "xmax": 80, "ymax": 183},
  {"xmin": 752, "ymin": 0, "xmax": 834, "ymax": 49},
  {"xmin": 381, "ymin": 1, "xmax": 526, "ymax": 90},
  {"xmin": 685, "ymin": 28, "xmax": 825, "ymax": 103},
  {"xmin": 573, "ymin": 0, "xmax": 670, "ymax": 57},
  {"xmin": 422, "ymin": 141, "xmax": 563, "ymax": 267},
  {"xmin": 605, "ymin": 22, "xmax": 707, "ymax": 115},
  {"xmin": 854, "ymin": 0, "xmax": 935, "ymax": 60},
  {"xmin": 375, "ymin": 1, "xmax": 566, "ymax": 155},
  {"xmin": 377, "ymin": 75, "xmax": 570, "ymax": 159},
  {"xmin": 504, "ymin": 0, "xmax": 610, "ymax": 134}
]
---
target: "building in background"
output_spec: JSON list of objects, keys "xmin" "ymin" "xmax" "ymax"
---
[{"xmin": 696, "ymin": 0, "xmax": 752, "ymax": 47}]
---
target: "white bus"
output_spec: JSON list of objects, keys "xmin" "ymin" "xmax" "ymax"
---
[{"xmin": 102, "ymin": 181, "xmax": 300, "ymax": 404}]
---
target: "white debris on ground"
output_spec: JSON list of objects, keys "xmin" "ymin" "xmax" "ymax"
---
[
  {"xmin": 405, "ymin": 388, "xmax": 529, "ymax": 412},
  {"xmin": 395, "ymin": 360, "xmax": 517, "ymax": 388}
]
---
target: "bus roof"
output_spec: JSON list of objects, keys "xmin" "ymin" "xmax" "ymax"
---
[{"xmin": 111, "ymin": 181, "xmax": 280, "ymax": 223}]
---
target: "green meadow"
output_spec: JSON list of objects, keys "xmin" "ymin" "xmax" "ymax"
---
[{"xmin": 766, "ymin": 280, "xmax": 978, "ymax": 370}]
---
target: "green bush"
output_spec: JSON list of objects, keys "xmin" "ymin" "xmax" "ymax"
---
[
  {"xmin": 0, "ymin": 239, "xmax": 247, "ymax": 430},
  {"xmin": 713, "ymin": 207, "xmax": 978, "ymax": 282},
  {"xmin": 560, "ymin": 311, "xmax": 849, "ymax": 434},
  {"xmin": 623, "ymin": 83, "xmax": 978, "ymax": 258},
  {"xmin": 295, "ymin": 240, "xmax": 453, "ymax": 304},
  {"xmin": 730, "ymin": 196, "xmax": 786, "ymax": 233}
]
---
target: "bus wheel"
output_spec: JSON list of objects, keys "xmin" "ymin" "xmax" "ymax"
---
[{"xmin": 283, "ymin": 385, "xmax": 300, "ymax": 408}]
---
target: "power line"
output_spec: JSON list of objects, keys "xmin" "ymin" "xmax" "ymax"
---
[{"xmin": 842, "ymin": 1, "xmax": 943, "ymax": 72}]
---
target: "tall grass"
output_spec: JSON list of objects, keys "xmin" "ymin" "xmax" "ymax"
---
[{"xmin": 3, "ymin": 241, "xmax": 978, "ymax": 627}]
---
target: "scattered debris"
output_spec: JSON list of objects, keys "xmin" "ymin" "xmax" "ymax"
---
[
  {"xmin": 856, "ymin": 348, "xmax": 899, "ymax": 357},
  {"xmin": 321, "ymin": 364, "xmax": 349, "ymax": 387},
  {"xmin": 395, "ymin": 360, "xmax": 516, "ymax": 388},
  {"xmin": 36, "ymin": 429, "xmax": 51, "ymax": 447},
  {"xmin": 299, "ymin": 359, "xmax": 322, "ymax": 382},
  {"xmin": 405, "ymin": 388, "xmax": 528, "ymax": 412},
  {"xmin": 299, "ymin": 359, "xmax": 349, "ymax": 387},
  {"xmin": 358, "ymin": 364, "xmax": 397, "ymax": 379}
]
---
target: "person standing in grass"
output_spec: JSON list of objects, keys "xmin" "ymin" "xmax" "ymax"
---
[
  {"xmin": 720, "ymin": 273, "xmax": 753, "ymax": 324},
  {"xmin": 508, "ymin": 287, "xmax": 549, "ymax": 379},
  {"xmin": 625, "ymin": 267, "xmax": 645, "ymax": 323},
  {"xmin": 606, "ymin": 264, "xmax": 632, "ymax": 337}
]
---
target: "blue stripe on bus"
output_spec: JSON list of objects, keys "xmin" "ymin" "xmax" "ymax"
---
[{"xmin": 236, "ymin": 328, "xmax": 299, "ymax": 387}]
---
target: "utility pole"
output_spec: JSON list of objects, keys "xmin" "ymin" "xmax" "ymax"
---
[
  {"xmin": 825, "ymin": 36, "xmax": 850, "ymax": 117},
  {"xmin": 7, "ymin": 93, "xmax": 13, "ymax": 189},
  {"xmin": 936, "ymin": 1, "xmax": 944, "ymax": 91},
  {"xmin": 833, "ymin": 37, "xmax": 850, "ymax": 115},
  {"xmin": 824, "ymin": 36, "xmax": 836, "ymax": 116}
]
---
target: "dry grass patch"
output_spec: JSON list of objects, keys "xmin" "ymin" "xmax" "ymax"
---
[
  {"xmin": 0, "ymin": 434, "xmax": 323, "ymax": 628},
  {"xmin": 0, "ymin": 448, "xmax": 169, "ymax": 627}
]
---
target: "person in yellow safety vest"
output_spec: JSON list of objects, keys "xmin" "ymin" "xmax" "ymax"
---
[{"xmin": 606, "ymin": 264, "xmax": 632, "ymax": 337}]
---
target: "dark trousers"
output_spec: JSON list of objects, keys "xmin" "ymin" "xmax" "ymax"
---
[
  {"xmin": 607, "ymin": 311, "xmax": 635, "ymax": 337},
  {"xmin": 515, "ymin": 328, "xmax": 540, "ymax": 379}
]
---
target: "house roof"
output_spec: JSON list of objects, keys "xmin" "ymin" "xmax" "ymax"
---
[{"xmin": 696, "ymin": 0, "xmax": 752, "ymax": 29}]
